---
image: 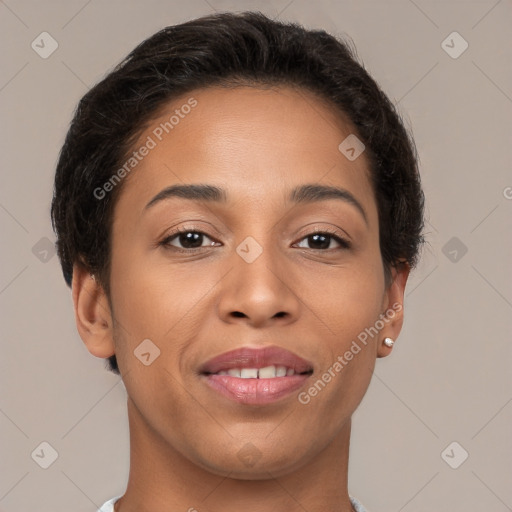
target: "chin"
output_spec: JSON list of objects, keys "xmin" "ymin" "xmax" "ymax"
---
[{"xmin": 193, "ymin": 442, "xmax": 311, "ymax": 480}]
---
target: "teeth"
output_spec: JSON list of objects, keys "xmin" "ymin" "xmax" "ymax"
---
[
  {"xmin": 215, "ymin": 365, "xmax": 296, "ymax": 378},
  {"xmin": 258, "ymin": 365, "xmax": 277, "ymax": 378},
  {"xmin": 276, "ymin": 365, "xmax": 287, "ymax": 377},
  {"xmin": 240, "ymin": 368, "xmax": 258, "ymax": 378}
]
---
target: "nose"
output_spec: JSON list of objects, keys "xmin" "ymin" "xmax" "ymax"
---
[{"xmin": 216, "ymin": 239, "xmax": 301, "ymax": 328}]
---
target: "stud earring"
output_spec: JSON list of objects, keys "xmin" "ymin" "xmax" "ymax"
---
[{"xmin": 383, "ymin": 337, "xmax": 394, "ymax": 347}]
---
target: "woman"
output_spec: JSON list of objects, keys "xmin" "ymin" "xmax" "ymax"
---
[{"xmin": 51, "ymin": 11, "xmax": 424, "ymax": 512}]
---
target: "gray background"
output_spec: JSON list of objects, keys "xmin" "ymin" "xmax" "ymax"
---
[{"xmin": 1, "ymin": 1, "xmax": 511, "ymax": 511}]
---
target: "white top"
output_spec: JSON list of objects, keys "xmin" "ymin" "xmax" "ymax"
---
[{"xmin": 99, "ymin": 495, "xmax": 369, "ymax": 511}]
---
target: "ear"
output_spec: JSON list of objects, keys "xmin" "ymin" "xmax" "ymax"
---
[
  {"xmin": 377, "ymin": 263, "xmax": 410, "ymax": 358},
  {"xmin": 71, "ymin": 263, "xmax": 115, "ymax": 359}
]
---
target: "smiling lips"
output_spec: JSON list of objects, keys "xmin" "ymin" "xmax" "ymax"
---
[{"xmin": 200, "ymin": 346, "xmax": 314, "ymax": 405}]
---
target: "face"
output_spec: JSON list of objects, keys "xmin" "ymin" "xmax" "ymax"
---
[{"xmin": 76, "ymin": 85, "xmax": 407, "ymax": 479}]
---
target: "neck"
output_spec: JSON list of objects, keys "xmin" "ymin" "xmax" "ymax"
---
[{"xmin": 115, "ymin": 397, "xmax": 355, "ymax": 512}]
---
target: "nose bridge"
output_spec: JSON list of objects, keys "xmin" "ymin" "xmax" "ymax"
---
[
  {"xmin": 238, "ymin": 234, "xmax": 284, "ymax": 292},
  {"xmin": 217, "ymin": 233, "xmax": 300, "ymax": 325}
]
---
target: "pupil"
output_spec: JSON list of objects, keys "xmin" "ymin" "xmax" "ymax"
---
[
  {"xmin": 310, "ymin": 234, "xmax": 329, "ymax": 249},
  {"xmin": 181, "ymin": 232, "xmax": 202, "ymax": 248}
]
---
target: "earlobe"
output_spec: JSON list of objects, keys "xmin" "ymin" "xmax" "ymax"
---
[
  {"xmin": 377, "ymin": 263, "xmax": 410, "ymax": 358},
  {"xmin": 72, "ymin": 263, "xmax": 115, "ymax": 359}
]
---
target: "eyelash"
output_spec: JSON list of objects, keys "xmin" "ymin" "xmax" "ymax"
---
[{"xmin": 159, "ymin": 226, "xmax": 352, "ymax": 253}]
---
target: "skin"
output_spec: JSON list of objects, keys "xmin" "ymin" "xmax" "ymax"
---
[{"xmin": 72, "ymin": 86, "xmax": 409, "ymax": 512}]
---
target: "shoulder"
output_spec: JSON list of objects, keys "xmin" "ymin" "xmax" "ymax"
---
[
  {"xmin": 99, "ymin": 495, "xmax": 367, "ymax": 511},
  {"xmin": 350, "ymin": 495, "xmax": 370, "ymax": 512},
  {"xmin": 97, "ymin": 496, "xmax": 122, "ymax": 512}
]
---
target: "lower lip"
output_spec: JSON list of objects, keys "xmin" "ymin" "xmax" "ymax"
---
[{"xmin": 202, "ymin": 374, "xmax": 311, "ymax": 405}]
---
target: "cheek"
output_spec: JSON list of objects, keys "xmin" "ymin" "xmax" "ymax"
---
[
  {"xmin": 108, "ymin": 247, "xmax": 218, "ymax": 373},
  {"xmin": 109, "ymin": 238, "xmax": 179, "ymax": 329},
  {"xmin": 301, "ymin": 254, "xmax": 386, "ymax": 338},
  {"xmin": 299, "ymin": 252, "xmax": 385, "ymax": 398},
  {"xmin": 109, "ymin": 233, "xmax": 386, "ymax": 354},
  {"xmin": 298, "ymin": 265, "xmax": 383, "ymax": 432}
]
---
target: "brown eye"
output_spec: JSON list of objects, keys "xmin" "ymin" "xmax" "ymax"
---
[
  {"xmin": 295, "ymin": 231, "xmax": 351, "ymax": 250},
  {"xmin": 161, "ymin": 230, "xmax": 219, "ymax": 250}
]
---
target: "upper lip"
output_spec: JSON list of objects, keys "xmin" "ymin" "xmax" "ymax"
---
[{"xmin": 200, "ymin": 346, "xmax": 314, "ymax": 375}]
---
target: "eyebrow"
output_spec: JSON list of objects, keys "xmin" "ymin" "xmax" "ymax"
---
[{"xmin": 144, "ymin": 183, "xmax": 368, "ymax": 223}]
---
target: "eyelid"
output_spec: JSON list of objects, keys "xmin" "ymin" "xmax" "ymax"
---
[
  {"xmin": 294, "ymin": 222, "xmax": 352, "ymax": 242},
  {"xmin": 157, "ymin": 219, "xmax": 222, "ymax": 242}
]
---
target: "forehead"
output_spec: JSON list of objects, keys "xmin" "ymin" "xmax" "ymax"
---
[{"xmin": 114, "ymin": 85, "xmax": 376, "ymax": 219}]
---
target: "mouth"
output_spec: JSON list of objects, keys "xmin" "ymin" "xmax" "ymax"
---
[{"xmin": 199, "ymin": 346, "xmax": 314, "ymax": 405}]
